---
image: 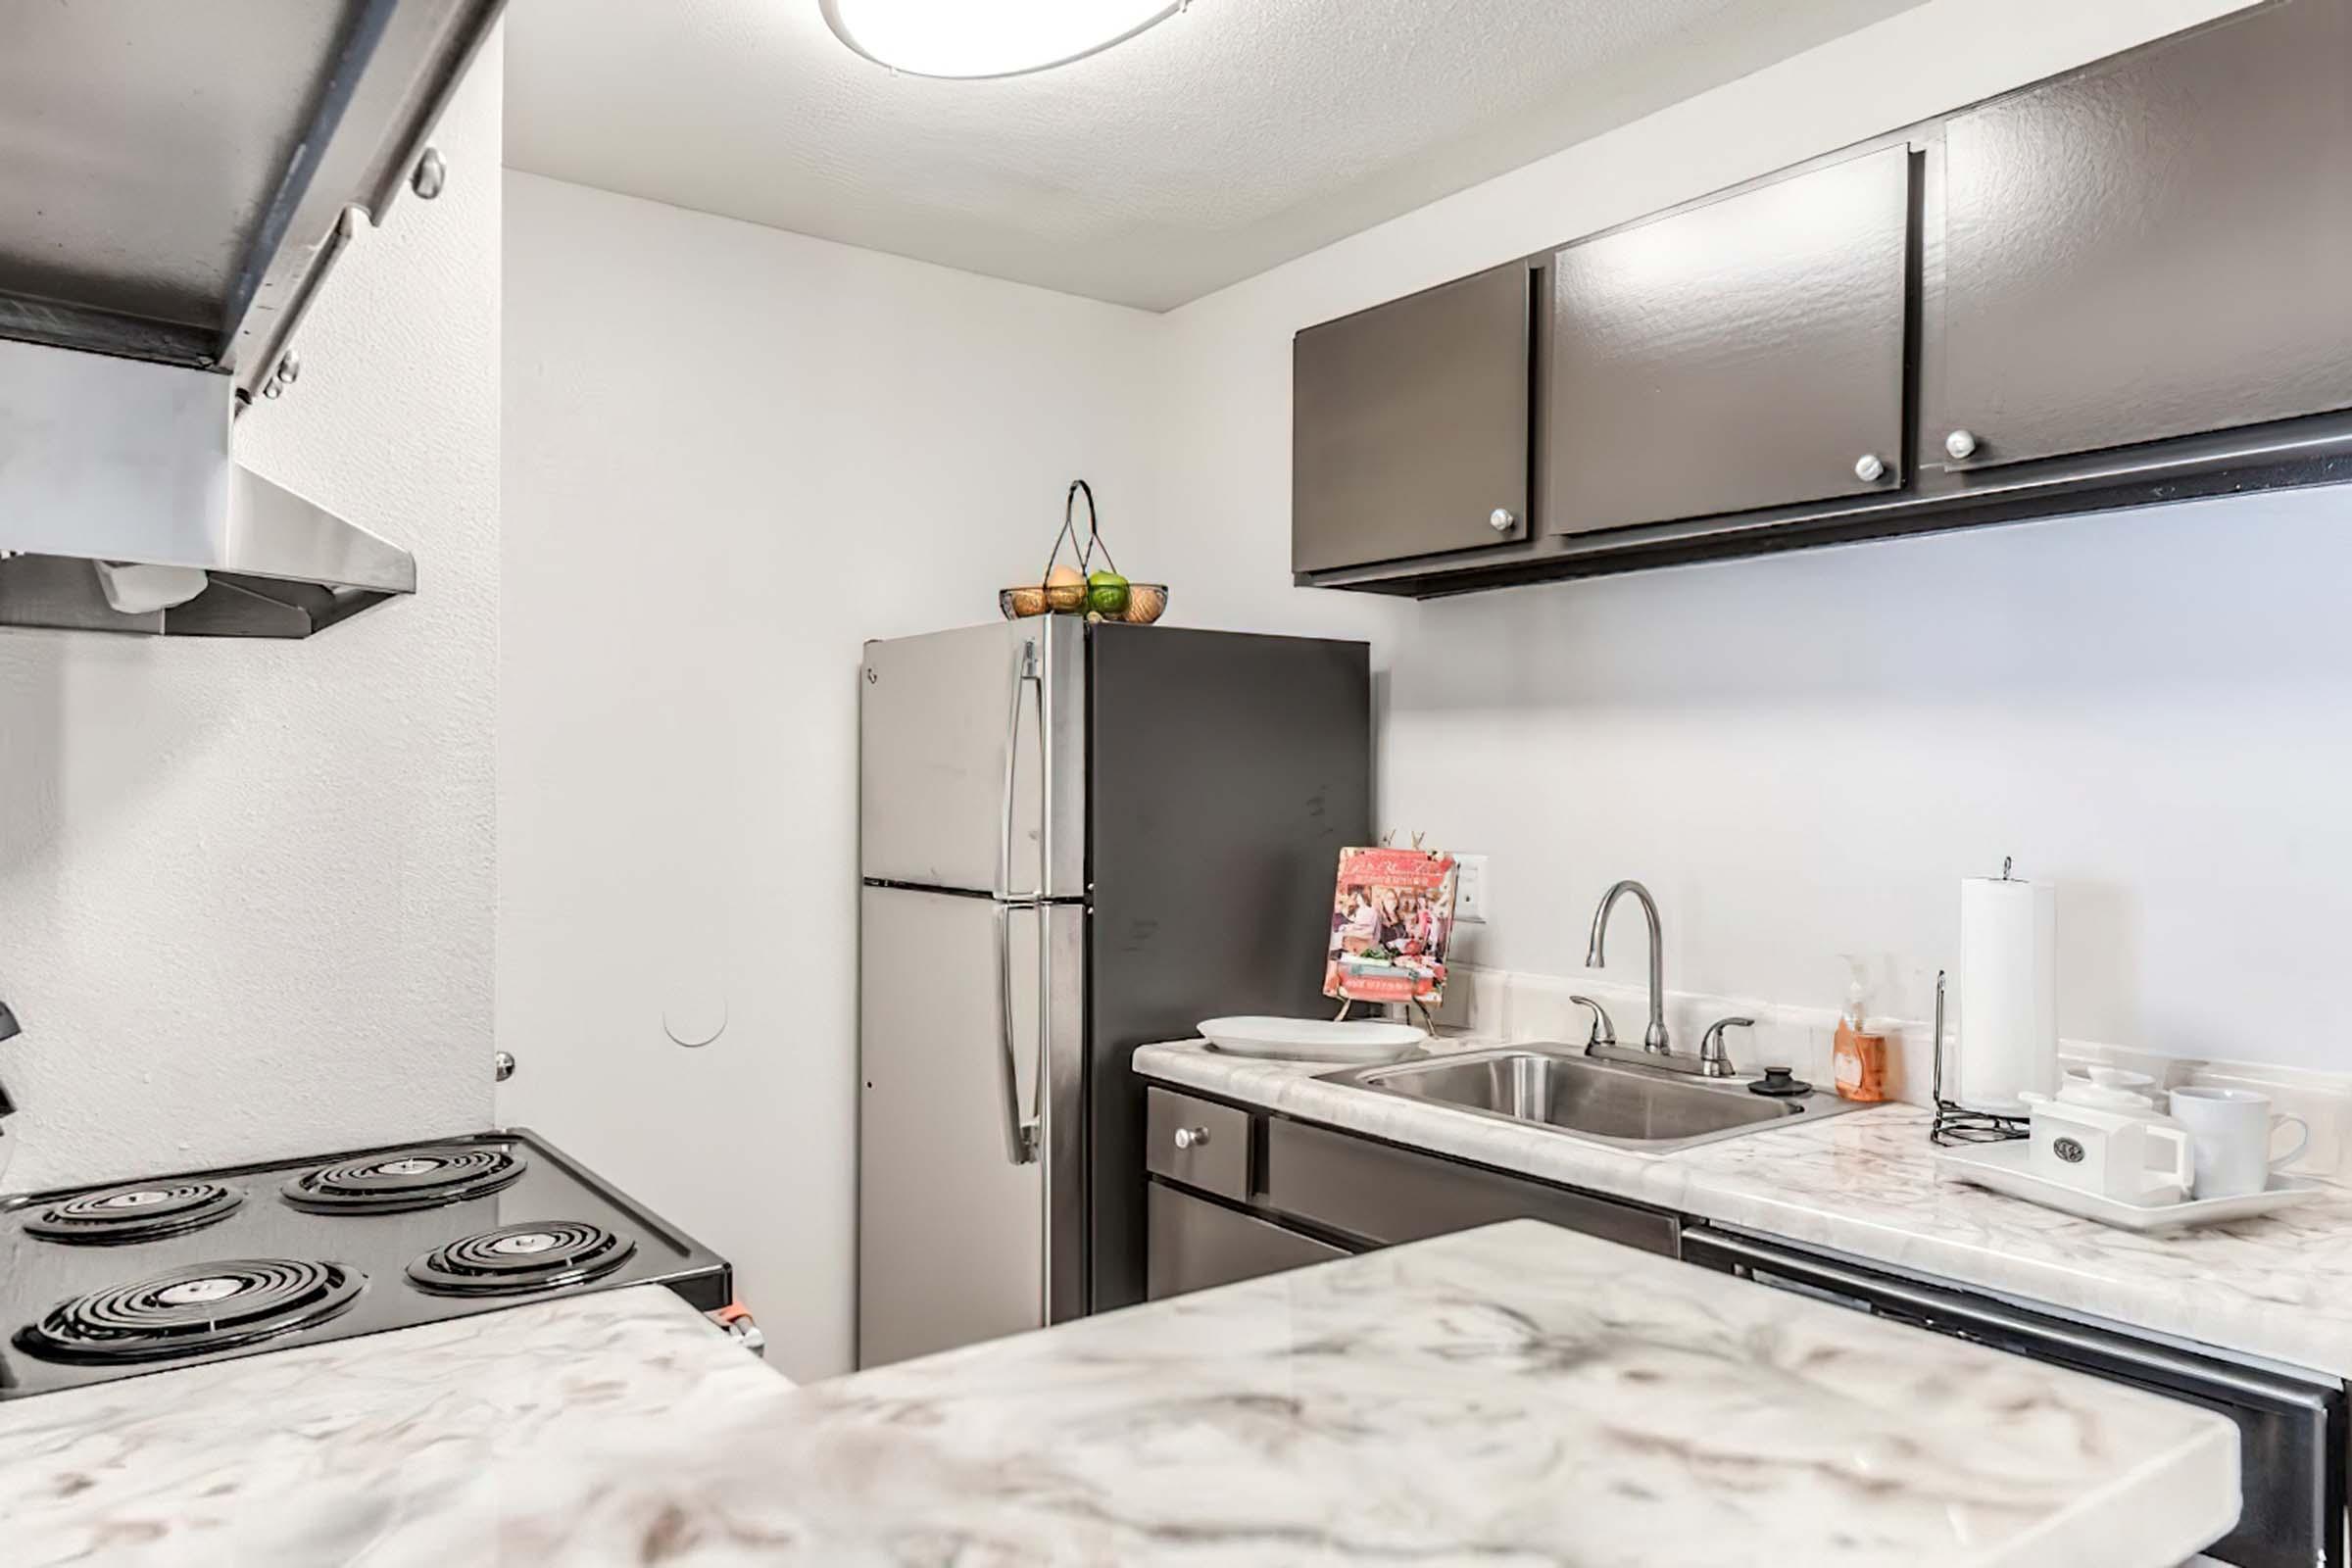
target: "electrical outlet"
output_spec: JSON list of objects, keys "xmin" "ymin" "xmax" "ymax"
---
[{"xmin": 1453, "ymin": 854, "xmax": 1490, "ymax": 923}]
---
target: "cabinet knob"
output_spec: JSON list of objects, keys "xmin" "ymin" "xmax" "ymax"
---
[
  {"xmin": 1944, "ymin": 429, "xmax": 1980, "ymax": 462},
  {"xmin": 1172, "ymin": 1126, "xmax": 1209, "ymax": 1151},
  {"xmin": 1488, "ymin": 508, "xmax": 1515, "ymax": 533},
  {"xmin": 411, "ymin": 147, "xmax": 447, "ymax": 201},
  {"xmin": 1853, "ymin": 453, "xmax": 1886, "ymax": 484}
]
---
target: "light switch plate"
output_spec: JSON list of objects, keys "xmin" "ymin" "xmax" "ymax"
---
[{"xmin": 1453, "ymin": 854, "xmax": 1490, "ymax": 923}]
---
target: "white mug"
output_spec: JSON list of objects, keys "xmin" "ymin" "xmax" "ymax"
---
[{"xmin": 2167, "ymin": 1087, "xmax": 2309, "ymax": 1200}]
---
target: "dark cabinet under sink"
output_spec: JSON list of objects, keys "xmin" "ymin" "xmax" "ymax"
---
[{"xmin": 1141, "ymin": 1085, "xmax": 1679, "ymax": 1302}]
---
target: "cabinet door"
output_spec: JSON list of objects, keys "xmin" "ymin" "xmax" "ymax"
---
[
  {"xmin": 1261, "ymin": 1119, "xmax": 1681, "ymax": 1256},
  {"xmin": 1937, "ymin": 0, "xmax": 2352, "ymax": 470},
  {"xmin": 1292, "ymin": 262, "xmax": 1532, "ymax": 571},
  {"xmin": 1545, "ymin": 145, "xmax": 1913, "ymax": 536},
  {"xmin": 1146, "ymin": 1183, "xmax": 1348, "ymax": 1300}
]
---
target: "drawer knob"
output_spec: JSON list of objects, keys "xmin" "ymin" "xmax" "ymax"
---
[
  {"xmin": 1172, "ymin": 1125, "xmax": 1210, "ymax": 1151},
  {"xmin": 1944, "ymin": 428, "xmax": 1980, "ymax": 462},
  {"xmin": 1853, "ymin": 453, "xmax": 1886, "ymax": 484},
  {"xmin": 1488, "ymin": 508, "xmax": 1515, "ymax": 533}
]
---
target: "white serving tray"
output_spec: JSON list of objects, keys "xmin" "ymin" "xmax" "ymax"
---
[
  {"xmin": 1198, "ymin": 1015, "xmax": 1428, "ymax": 1065},
  {"xmin": 1934, "ymin": 1138, "xmax": 2323, "ymax": 1232}
]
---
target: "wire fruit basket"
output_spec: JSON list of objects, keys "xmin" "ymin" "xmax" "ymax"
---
[{"xmin": 1000, "ymin": 480, "xmax": 1167, "ymax": 624}]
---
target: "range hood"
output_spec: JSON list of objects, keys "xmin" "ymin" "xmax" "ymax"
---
[{"xmin": 0, "ymin": 0, "xmax": 504, "ymax": 638}]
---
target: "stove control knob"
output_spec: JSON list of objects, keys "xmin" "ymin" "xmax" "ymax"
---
[
  {"xmin": 711, "ymin": 1305, "xmax": 765, "ymax": 1357},
  {"xmin": 1172, "ymin": 1125, "xmax": 1209, "ymax": 1151}
]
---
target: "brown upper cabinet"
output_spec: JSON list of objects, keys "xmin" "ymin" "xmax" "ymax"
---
[
  {"xmin": 1291, "ymin": 0, "xmax": 2352, "ymax": 595},
  {"xmin": 1291, "ymin": 261, "xmax": 1535, "ymax": 573},
  {"xmin": 1932, "ymin": 0, "xmax": 2352, "ymax": 472},
  {"xmin": 1544, "ymin": 145, "xmax": 1914, "ymax": 537}
]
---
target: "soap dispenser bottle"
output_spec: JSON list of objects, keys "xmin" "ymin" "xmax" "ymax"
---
[{"xmin": 1832, "ymin": 958, "xmax": 1888, "ymax": 1103}]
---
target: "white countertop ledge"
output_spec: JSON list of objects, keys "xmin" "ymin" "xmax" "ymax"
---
[
  {"xmin": 4, "ymin": 1225, "xmax": 2236, "ymax": 1566},
  {"xmin": 1136, "ymin": 1038, "xmax": 2352, "ymax": 1380}
]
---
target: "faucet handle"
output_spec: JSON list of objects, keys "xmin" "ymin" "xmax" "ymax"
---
[
  {"xmin": 1569, "ymin": 995, "xmax": 1617, "ymax": 1051},
  {"xmin": 1698, "ymin": 1016, "xmax": 1754, "ymax": 1071}
]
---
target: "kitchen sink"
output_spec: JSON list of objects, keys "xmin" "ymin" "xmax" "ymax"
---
[{"xmin": 1318, "ymin": 1046, "xmax": 1870, "ymax": 1154}]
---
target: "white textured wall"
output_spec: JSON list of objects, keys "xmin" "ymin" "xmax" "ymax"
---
[
  {"xmin": 1147, "ymin": 0, "xmax": 2352, "ymax": 1066},
  {"xmin": 499, "ymin": 172, "xmax": 1160, "ymax": 1379},
  {"xmin": 0, "ymin": 35, "xmax": 502, "ymax": 1188}
]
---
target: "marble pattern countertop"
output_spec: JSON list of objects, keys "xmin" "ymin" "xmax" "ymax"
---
[
  {"xmin": 0, "ymin": 1227, "xmax": 2237, "ymax": 1567},
  {"xmin": 1138, "ymin": 1039, "xmax": 2352, "ymax": 1378},
  {"xmin": 0, "ymin": 1285, "xmax": 792, "ymax": 1567}
]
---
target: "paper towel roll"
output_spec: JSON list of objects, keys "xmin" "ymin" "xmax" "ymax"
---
[{"xmin": 1956, "ymin": 875, "xmax": 2057, "ymax": 1112}]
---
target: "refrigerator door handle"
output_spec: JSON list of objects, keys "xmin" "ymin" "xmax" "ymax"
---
[
  {"xmin": 995, "ymin": 900, "xmax": 1042, "ymax": 1164},
  {"xmin": 997, "ymin": 637, "xmax": 1042, "ymax": 903}
]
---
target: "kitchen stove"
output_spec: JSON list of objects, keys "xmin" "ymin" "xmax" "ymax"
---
[{"xmin": 0, "ymin": 1130, "xmax": 730, "ymax": 1400}]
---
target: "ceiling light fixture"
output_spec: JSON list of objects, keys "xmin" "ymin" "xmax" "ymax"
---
[{"xmin": 820, "ymin": 0, "xmax": 1183, "ymax": 80}]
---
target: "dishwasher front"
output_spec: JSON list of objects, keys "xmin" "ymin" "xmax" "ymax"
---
[{"xmin": 1684, "ymin": 1226, "xmax": 2343, "ymax": 1568}]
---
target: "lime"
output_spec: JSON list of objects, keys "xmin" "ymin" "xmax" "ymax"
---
[{"xmin": 1087, "ymin": 569, "xmax": 1130, "ymax": 615}]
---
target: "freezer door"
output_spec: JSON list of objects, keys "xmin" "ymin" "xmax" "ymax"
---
[
  {"xmin": 1086, "ymin": 624, "xmax": 1372, "ymax": 1312},
  {"xmin": 858, "ymin": 885, "xmax": 1084, "ymax": 1367},
  {"xmin": 859, "ymin": 619, "xmax": 1084, "ymax": 898}
]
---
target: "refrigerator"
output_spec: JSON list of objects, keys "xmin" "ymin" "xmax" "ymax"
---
[{"xmin": 858, "ymin": 616, "xmax": 1370, "ymax": 1367}]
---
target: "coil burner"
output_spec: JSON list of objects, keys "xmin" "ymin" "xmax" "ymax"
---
[
  {"xmin": 23, "ymin": 1182, "xmax": 245, "ymax": 1246},
  {"xmin": 281, "ymin": 1146, "xmax": 525, "ymax": 1214},
  {"xmin": 14, "ymin": 1259, "xmax": 363, "ymax": 1365},
  {"xmin": 405, "ymin": 1221, "xmax": 636, "ymax": 1298}
]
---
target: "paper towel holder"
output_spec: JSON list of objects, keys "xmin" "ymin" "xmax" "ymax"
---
[{"xmin": 1929, "ymin": 968, "xmax": 2031, "ymax": 1148}]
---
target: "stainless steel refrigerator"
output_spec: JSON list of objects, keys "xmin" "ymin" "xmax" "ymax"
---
[{"xmin": 858, "ymin": 617, "xmax": 1369, "ymax": 1366}]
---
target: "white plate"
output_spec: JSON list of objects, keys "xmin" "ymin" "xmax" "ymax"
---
[
  {"xmin": 1198, "ymin": 1015, "xmax": 1429, "ymax": 1064},
  {"xmin": 1934, "ymin": 1138, "xmax": 2323, "ymax": 1232}
]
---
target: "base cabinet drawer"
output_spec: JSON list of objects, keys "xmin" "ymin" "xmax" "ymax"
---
[
  {"xmin": 1147, "ymin": 1183, "xmax": 1349, "ymax": 1300},
  {"xmin": 1145, "ymin": 1087, "xmax": 1253, "ymax": 1200},
  {"xmin": 1262, "ymin": 1117, "xmax": 1681, "ymax": 1256}
]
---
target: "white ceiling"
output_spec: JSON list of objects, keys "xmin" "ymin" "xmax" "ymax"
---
[{"xmin": 505, "ymin": 0, "xmax": 1926, "ymax": 312}]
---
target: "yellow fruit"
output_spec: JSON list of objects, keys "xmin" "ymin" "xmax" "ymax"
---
[{"xmin": 1046, "ymin": 564, "xmax": 1084, "ymax": 588}]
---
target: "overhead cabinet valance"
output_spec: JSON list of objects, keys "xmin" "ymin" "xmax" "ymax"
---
[{"xmin": 1294, "ymin": 0, "xmax": 2352, "ymax": 597}]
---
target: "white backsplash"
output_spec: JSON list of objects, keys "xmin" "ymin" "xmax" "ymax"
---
[{"xmin": 1423, "ymin": 964, "xmax": 2352, "ymax": 1182}]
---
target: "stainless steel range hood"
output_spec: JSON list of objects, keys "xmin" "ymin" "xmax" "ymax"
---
[{"xmin": 0, "ymin": 0, "xmax": 503, "ymax": 638}]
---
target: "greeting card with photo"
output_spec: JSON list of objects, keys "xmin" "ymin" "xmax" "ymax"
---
[{"xmin": 1324, "ymin": 846, "xmax": 1459, "ymax": 1006}]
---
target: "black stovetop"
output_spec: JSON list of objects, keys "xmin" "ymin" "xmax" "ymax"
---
[{"xmin": 0, "ymin": 1129, "xmax": 730, "ymax": 1400}]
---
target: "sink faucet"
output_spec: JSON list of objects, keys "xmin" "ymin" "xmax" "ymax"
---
[
  {"xmin": 1698, "ymin": 1016, "xmax": 1754, "ymax": 1078},
  {"xmin": 1585, "ymin": 880, "xmax": 1669, "ymax": 1054}
]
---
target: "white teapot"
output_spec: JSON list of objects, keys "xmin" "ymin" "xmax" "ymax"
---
[{"xmin": 2018, "ymin": 1092, "xmax": 2190, "ymax": 1203}]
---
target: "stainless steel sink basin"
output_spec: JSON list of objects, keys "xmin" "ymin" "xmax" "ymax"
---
[{"xmin": 1318, "ymin": 1045, "xmax": 1870, "ymax": 1153}]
